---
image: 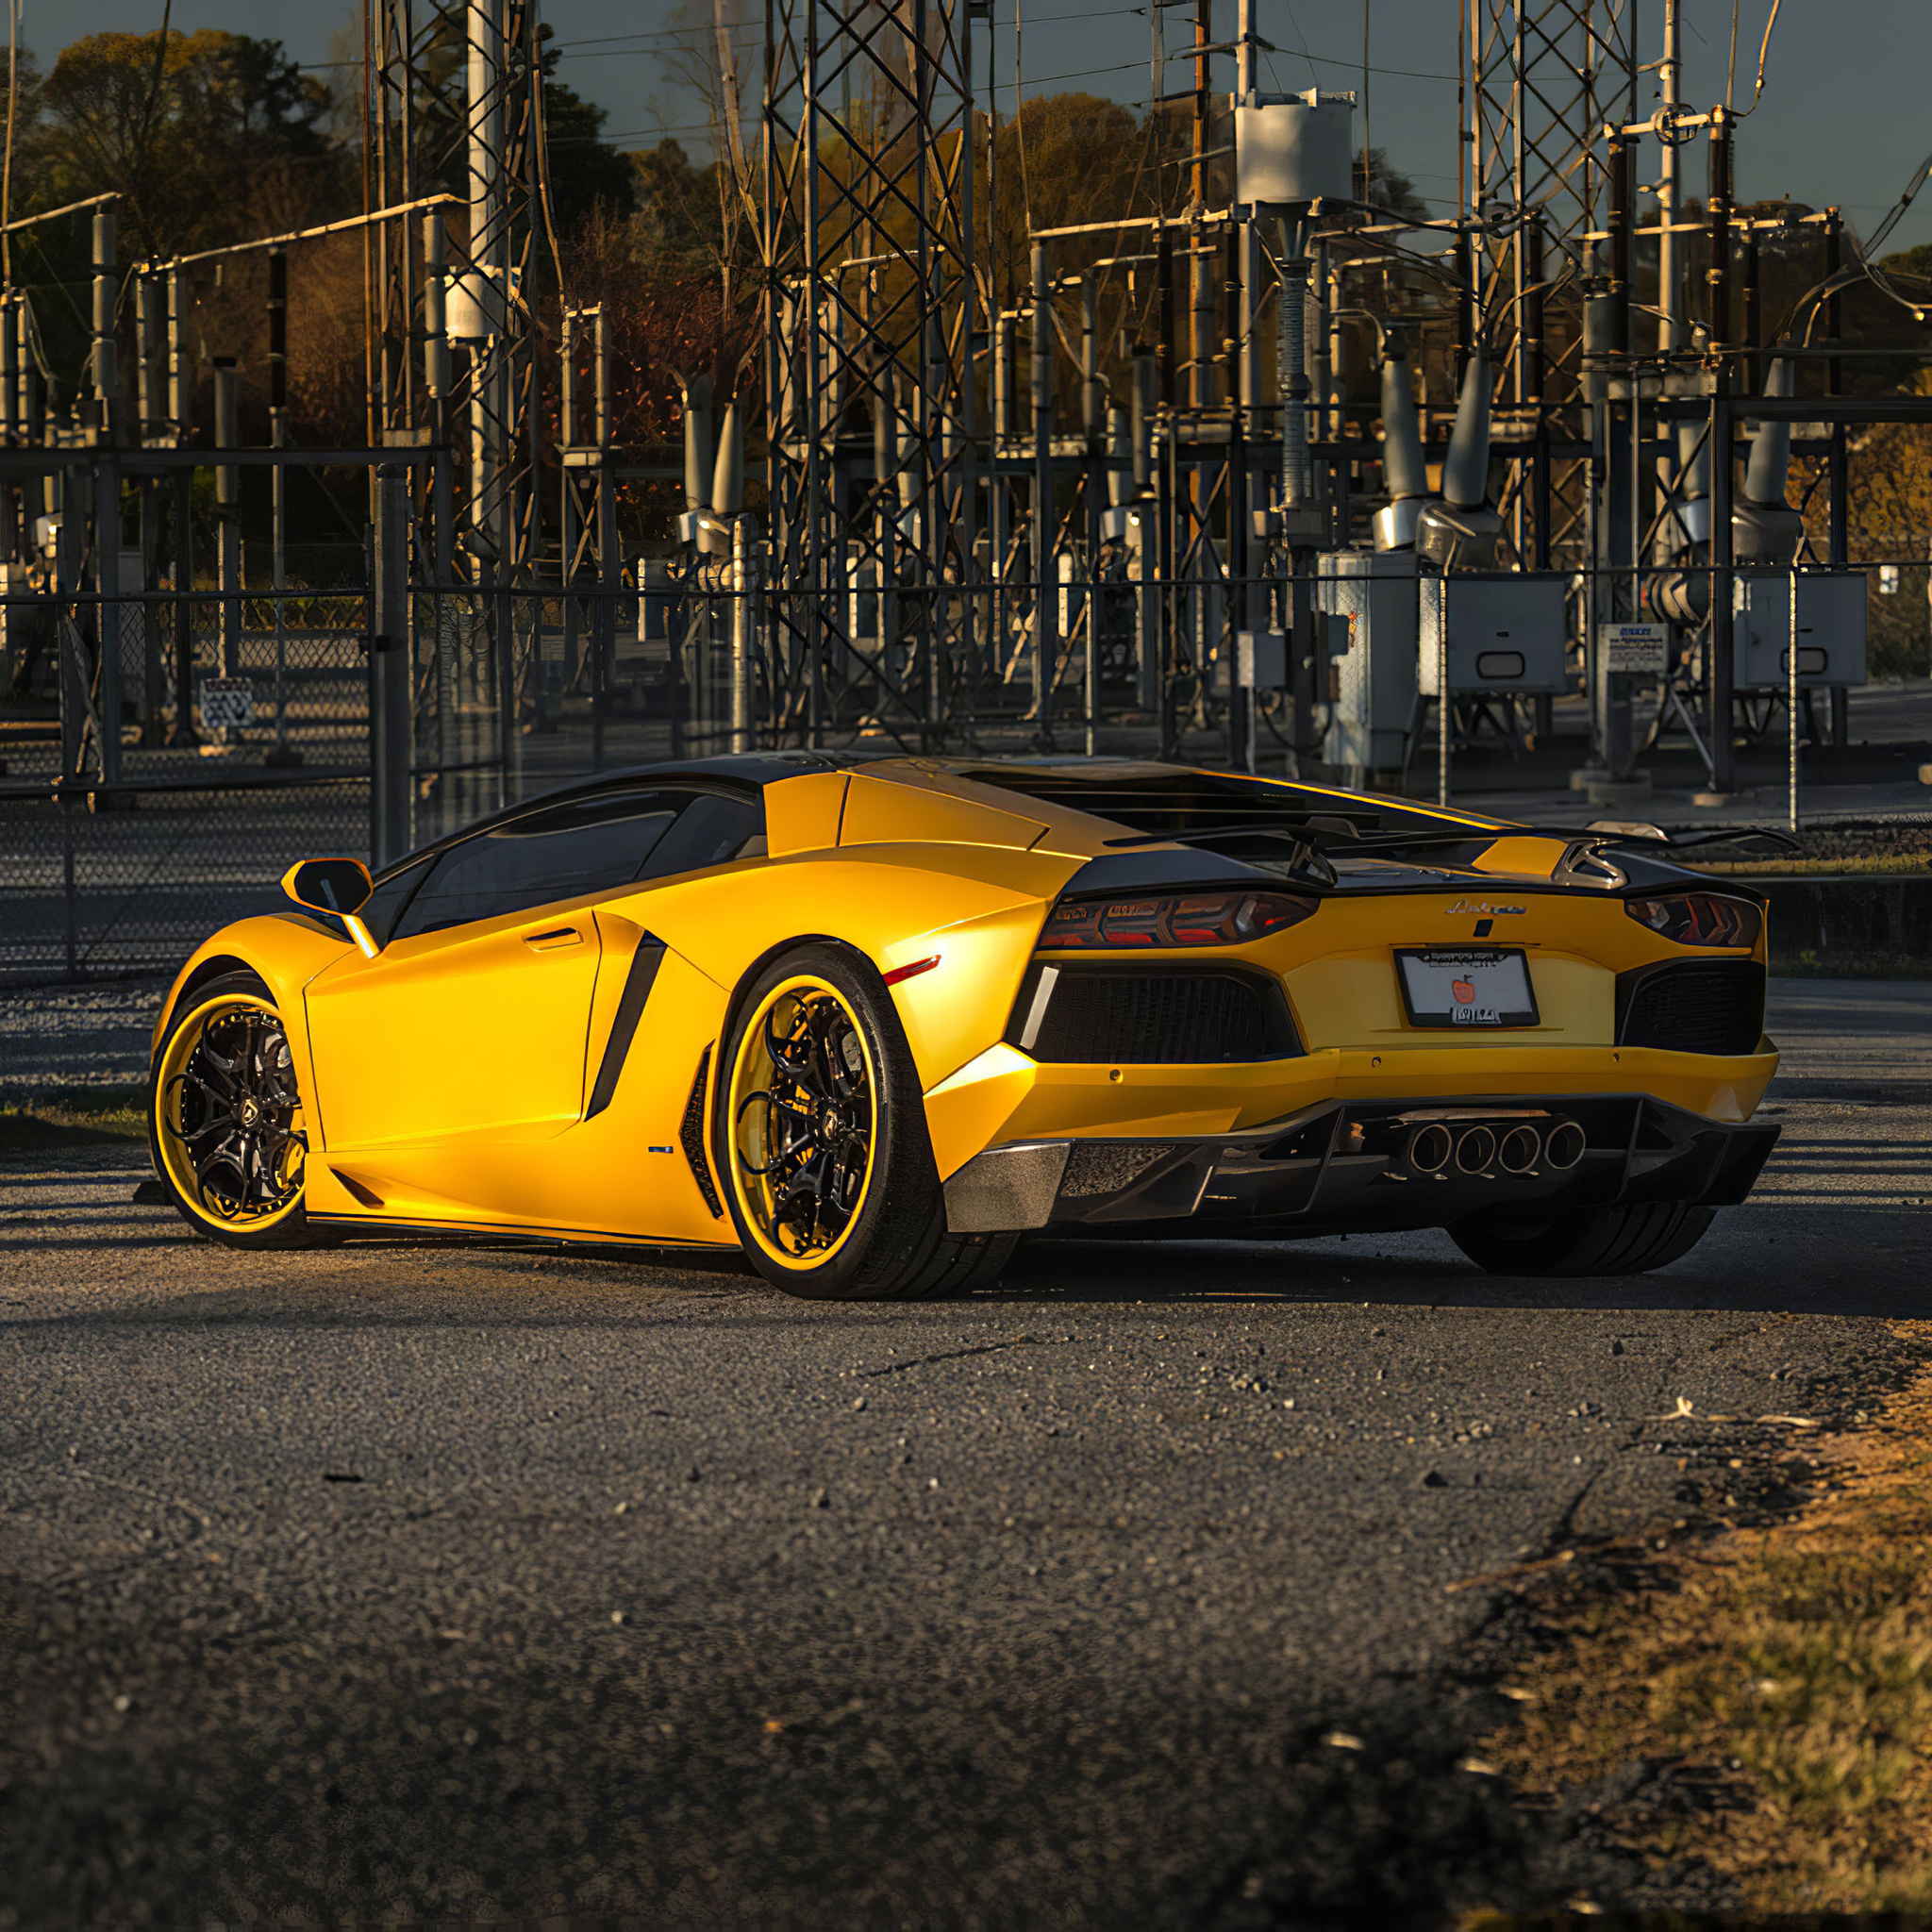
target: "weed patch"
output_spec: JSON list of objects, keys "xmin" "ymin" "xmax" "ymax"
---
[
  {"xmin": 1482, "ymin": 1335, "xmax": 1932, "ymax": 1914},
  {"xmin": 0, "ymin": 1084, "xmax": 147, "ymax": 1153}
]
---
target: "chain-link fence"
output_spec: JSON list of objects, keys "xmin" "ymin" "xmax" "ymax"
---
[
  {"xmin": 4, "ymin": 566, "xmax": 381, "ymax": 982},
  {"xmin": 0, "ymin": 777, "xmax": 370, "ymax": 980},
  {"xmin": 7, "ymin": 552, "xmax": 1908, "ymax": 982},
  {"xmin": 2, "ymin": 561, "xmax": 1291, "ymax": 980}
]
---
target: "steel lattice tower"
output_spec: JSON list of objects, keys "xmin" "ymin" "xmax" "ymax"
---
[
  {"xmin": 369, "ymin": 0, "xmax": 544, "ymax": 578},
  {"xmin": 1463, "ymin": 0, "xmax": 1639, "ymax": 399},
  {"xmin": 761, "ymin": 0, "xmax": 981, "ymax": 746}
]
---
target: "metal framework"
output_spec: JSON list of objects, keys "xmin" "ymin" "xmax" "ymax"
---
[
  {"xmin": 2, "ymin": 0, "xmax": 1924, "ymax": 860},
  {"xmin": 1463, "ymin": 0, "xmax": 1640, "ymax": 576},
  {"xmin": 368, "ymin": 0, "xmax": 544, "ymax": 576},
  {"xmin": 761, "ymin": 0, "xmax": 981, "ymax": 746}
]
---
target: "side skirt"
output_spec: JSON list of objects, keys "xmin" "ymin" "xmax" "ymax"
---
[{"xmin": 304, "ymin": 1212, "xmax": 741, "ymax": 1257}]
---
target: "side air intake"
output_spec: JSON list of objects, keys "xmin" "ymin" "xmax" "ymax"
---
[{"xmin": 680, "ymin": 1044, "xmax": 724, "ymax": 1217}]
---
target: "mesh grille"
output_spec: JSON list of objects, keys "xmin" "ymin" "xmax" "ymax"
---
[
  {"xmin": 680, "ymin": 1044, "xmax": 724, "ymax": 1217},
  {"xmin": 1058, "ymin": 1142, "xmax": 1180, "ymax": 1197},
  {"xmin": 1022, "ymin": 971, "xmax": 1296, "ymax": 1064},
  {"xmin": 1618, "ymin": 960, "xmax": 1765, "ymax": 1057}
]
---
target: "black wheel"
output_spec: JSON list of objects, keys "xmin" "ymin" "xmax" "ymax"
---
[
  {"xmin": 1448, "ymin": 1201, "xmax": 1714, "ymax": 1277},
  {"xmin": 716, "ymin": 942, "xmax": 1015, "ymax": 1300},
  {"xmin": 148, "ymin": 972, "xmax": 338, "ymax": 1252}
]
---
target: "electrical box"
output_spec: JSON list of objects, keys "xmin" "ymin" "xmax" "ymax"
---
[
  {"xmin": 1417, "ymin": 574, "xmax": 1570, "ymax": 696},
  {"xmin": 1315, "ymin": 548, "xmax": 1418, "ymax": 771},
  {"xmin": 637, "ymin": 558, "xmax": 683, "ymax": 645},
  {"xmin": 1234, "ymin": 91, "xmax": 1355, "ymax": 207},
  {"xmin": 1236, "ymin": 629, "xmax": 1287, "ymax": 690},
  {"xmin": 1734, "ymin": 569, "xmax": 1868, "ymax": 689},
  {"xmin": 1058, "ymin": 552, "xmax": 1086, "ymax": 640},
  {"xmin": 845, "ymin": 562, "xmax": 879, "ymax": 642}
]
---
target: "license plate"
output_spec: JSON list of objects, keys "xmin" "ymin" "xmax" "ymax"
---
[{"xmin": 1394, "ymin": 948, "xmax": 1539, "ymax": 1028}]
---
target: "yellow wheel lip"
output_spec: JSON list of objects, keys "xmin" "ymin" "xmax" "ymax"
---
[
  {"xmin": 726, "ymin": 974, "xmax": 878, "ymax": 1273},
  {"xmin": 153, "ymin": 991, "xmax": 307, "ymax": 1235}
]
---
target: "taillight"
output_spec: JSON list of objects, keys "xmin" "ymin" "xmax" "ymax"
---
[
  {"xmin": 1624, "ymin": 892, "xmax": 1761, "ymax": 948},
  {"xmin": 1040, "ymin": 891, "xmax": 1319, "ymax": 950}
]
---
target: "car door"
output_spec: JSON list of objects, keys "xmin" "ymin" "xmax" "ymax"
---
[{"xmin": 306, "ymin": 788, "xmax": 709, "ymax": 1153}]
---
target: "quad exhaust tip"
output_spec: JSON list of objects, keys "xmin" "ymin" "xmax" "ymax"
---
[
  {"xmin": 1398, "ymin": 1115, "xmax": 1587, "ymax": 1179},
  {"xmin": 1453, "ymin": 1124, "xmax": 1497, "ymax": 1175},
  {"xmin": 1497, "ymin": 1124, "xmax": 1541, "ymax": 1174}
]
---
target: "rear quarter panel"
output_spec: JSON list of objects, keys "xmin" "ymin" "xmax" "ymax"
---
[{"xmin": 608, "ymin": 841, "xmax": 1080, "ymax": 1097}]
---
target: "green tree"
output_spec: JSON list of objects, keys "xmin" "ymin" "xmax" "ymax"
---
[
  {"xmin": 35, "ymin": 28, "xmax": 345, "ymax": 258},
  {"xmin": 542, "ymin": 75, "xmax": 636, "ymax": 235},
  {"xmin": 631, "ymin": 139, "xmax": 724, "ymax": 271},
  {"xmin": 983, "ymin": 93, "xmax": 1155, "ymax": 301}
]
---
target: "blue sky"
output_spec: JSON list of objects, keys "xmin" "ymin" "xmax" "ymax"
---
[{"xmin": 19, "ymin": 0, "xmax": 1932, "ymax": 254}]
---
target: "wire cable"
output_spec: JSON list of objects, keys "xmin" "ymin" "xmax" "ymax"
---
[
  {"xmin": 1732, "ymin": 0, "xmax": 1780, "ymax": 119},
  {"xmin": 529, "ymin": 22, "xmax": 569, "ymax": 297}
]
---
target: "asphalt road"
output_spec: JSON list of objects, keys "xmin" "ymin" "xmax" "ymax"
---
[{"xmin": 4, "ymin": 982, "xmax": 1931, "ymax": 1928}]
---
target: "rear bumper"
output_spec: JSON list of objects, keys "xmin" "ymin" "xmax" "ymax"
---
[{"xmin": 941, "ymin": 1094, "xmax": 1780, "ymax": 1238}]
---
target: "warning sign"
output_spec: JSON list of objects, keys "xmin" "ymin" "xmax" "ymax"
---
[
  {"xmin": 198, "ymin": 677, "xmax": 254, "ymax": 730},
  {"xmin": 1599, "ymin": 624, "xmax": 1669, "ymax": 675}
]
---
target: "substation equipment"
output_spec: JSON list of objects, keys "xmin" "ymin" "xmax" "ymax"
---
[
  {"xmin": 724, "ymin": 0, "xmax": 1914, "ymax": 800},
  {"xmin": 11, "ymin": 0, "xmax": 1927, "ymax": 858},
  {"xmin": 6, "ymin": 0, "xmax": 562, "ymax": 865}
]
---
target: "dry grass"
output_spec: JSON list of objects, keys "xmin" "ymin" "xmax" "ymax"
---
[
  {"xmin": 1481, "ymin": 1332, "xmax": 1932, "ymax": 1914},
  {"xmin": 0, "ymin": 1084, "xmax": 147, "ymax": 1154}
]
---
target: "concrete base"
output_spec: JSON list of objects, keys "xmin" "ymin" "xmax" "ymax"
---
[{"xmin": 1585, "ymin": 774, "xmax": 1653, "ymax": 808}]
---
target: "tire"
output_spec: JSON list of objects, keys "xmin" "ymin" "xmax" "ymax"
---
[
  {"xmin": 148, "ymin": 971, "xmax": 338, "ymax": 1252},
  {"xmin": 715, "ymin": 942, "xmax": 1015, "ymax": 1300},
  {"xmin": 1448, "ymin": 1201, "xmax": 1714, "ymax": 1277}
]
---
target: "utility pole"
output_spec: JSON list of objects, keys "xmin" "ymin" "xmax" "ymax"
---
[
  {"xmin": 268, "ymin": 247, "xmax": 296, "ymax": 763},
  {"xmin": 370, "ymin": 463, "xmax": 412, "ymax": 867},
  {"xmin": 213, "ymin": 357, "xmax": 241, "ymax": 680},
  {"xmin": 91, "ymin": 208, "xmax": 121, "ymax": 786},
  {"xmin": 1657, "ymin": 0, "xmax": 1683, "ymax": 355}
]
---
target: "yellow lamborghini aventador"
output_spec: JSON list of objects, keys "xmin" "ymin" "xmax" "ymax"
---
[{"xmin": 146, "ymin": 755, "xmax": 1781, "ymax": 1296}]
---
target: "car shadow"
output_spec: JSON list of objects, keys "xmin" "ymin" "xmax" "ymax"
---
[{"xmin": 985, "ymin": 1197, "xmax": 1930, "ymax": 1320}]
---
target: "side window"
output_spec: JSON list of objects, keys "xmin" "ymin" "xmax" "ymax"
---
[
  {"xmin": 386, "ymin": 788, "xmax": 764, "ymax": 941},
  {"xmin": 360, "ymin": 854, "xmax": 436, "ymax": 946},
  {"xmin": 640, "ymin": 792, "xmax": 763, "ymax": 881},
  {"xmin": 391, "ymin": 792, "xmax": 682, "ymax": 940}
]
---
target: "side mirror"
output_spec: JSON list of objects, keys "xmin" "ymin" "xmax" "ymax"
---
[{"xmin": 281, "ymin": 858, "xmax": 377, "ymax": 957}]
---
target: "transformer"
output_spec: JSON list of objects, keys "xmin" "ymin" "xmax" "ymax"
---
[{"xmin": 1234, "ymin": 92, "xmax": 1356, "ymax": 207}]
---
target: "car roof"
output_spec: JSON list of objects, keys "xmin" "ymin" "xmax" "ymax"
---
[{"xmin": 375, "ymin": 750, "xmax": 1517, "ymax": 880}]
